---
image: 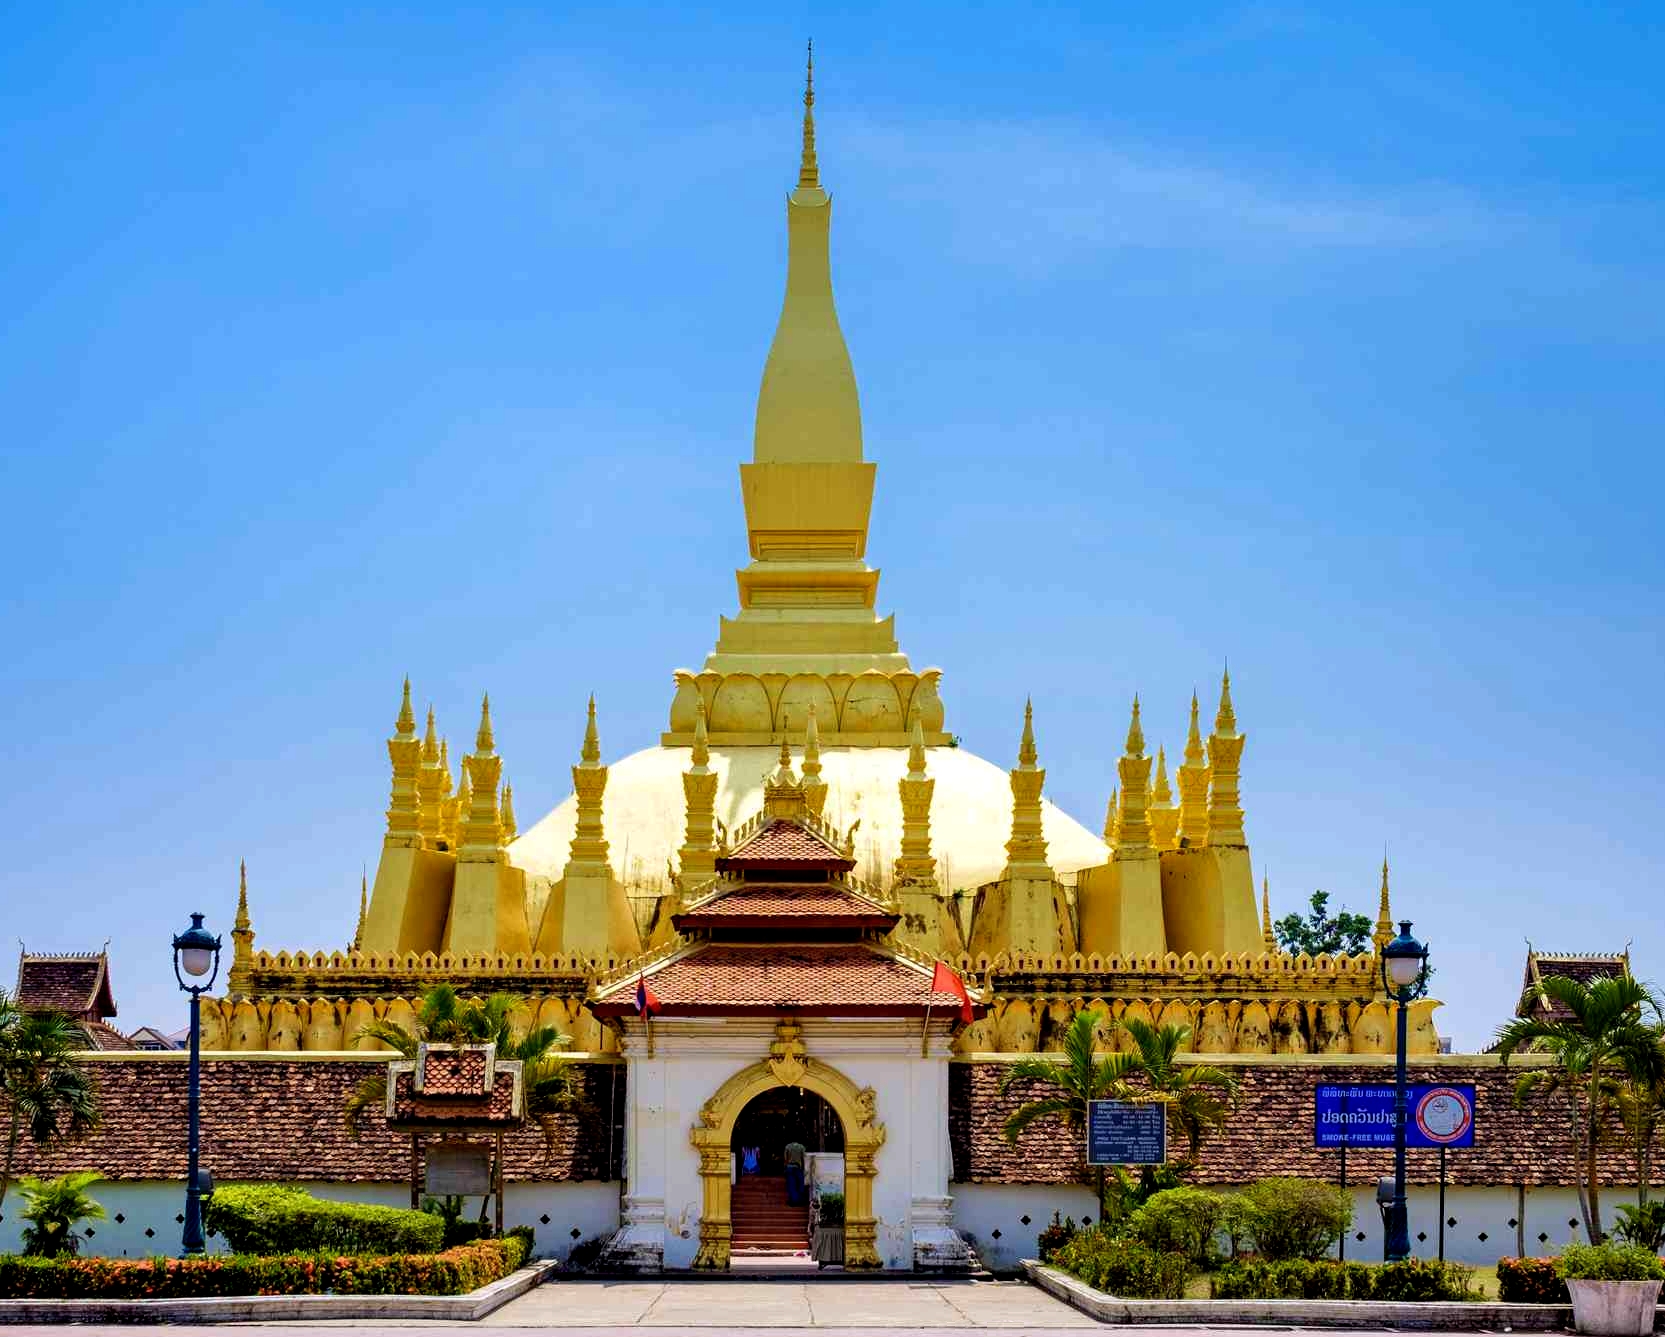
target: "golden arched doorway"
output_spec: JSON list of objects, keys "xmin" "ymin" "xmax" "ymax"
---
[{"xmin": 689, "ymin": 1024, "xmax": 886, "ymax": 1270}]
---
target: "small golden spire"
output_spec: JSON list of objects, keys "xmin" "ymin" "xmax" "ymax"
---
[
  {"xmin": 1018, "ymin": 696, "xmax": 1038, "ymax": 769},
  {"xmin": 580, "ymin": 694, "xmax": 599, "ymax": 766},
  {"xmin": 1103, "ymin": 787, "xmax": 1118, "ymax": 845},
  {"xmin": 1185, "ymin": 691, "xmax": 1205, "ymax": 764},
  {"xmin": 396, "ymin": 677, "xmax": 416, "ymax": 737},
  {"xmin": 1215, "ymin": 666, "xmax": 1238, "ymax": 736},
  {"xmin": 421, "ymin": 705, "xmax": 440, "ymax": 764},
  {"xmin": 1125, "ymin": 694, "xmax": 1145, "ymax": 757},
  {"xmin": 501, "ymin": 780, "xmax": 518, "ymax": 843},
  {"xmin": 777, "ymin": 736, "xmax": 793, "ymax": 774},
  {"xmin": 1374, "ymin": 853, "xmax": 1394, "ymax": 953},
  {"xmin": 456, "ymin": 763, "xmax": 472, "ymax": 818},
  {"xmin": 476, "ymin": 694, "xmax": 495, "ymax": 755},
  {"xmin": 234, "ymin": 859, "xmax": 250, "ymax": 932},
  {"xmin": 690, "ymin": 699, "xmax": 711, "ymax": 771},
  {"xmin": 907, "ymin": 712, "xmax": 928, "ymax": 779},
  {"xmin": 803, "ymin": 703, "xmax": 822, "ymax": 772},
  {"xmin": 1152, "ymin": 746, "xmax": 1172, "ymax": 804},
  {"xmin": 1261, "ymin": 874, "xmax": 1276, "ymax": 952},
  {"xmin": 798, "ymin": 39, "xmax": 819, "ymax": 189},
  {"xmin": 354, "ymin": 870, "xmax": 367, "ymax": 950}
]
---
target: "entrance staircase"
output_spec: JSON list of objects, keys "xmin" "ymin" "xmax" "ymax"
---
[{"xmin": 730, "ymin": 1174, "xmax": 808, "ymax": 1254}]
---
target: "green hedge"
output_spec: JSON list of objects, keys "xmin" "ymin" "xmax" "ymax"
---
[
  {"xmin": 1496, "ymin": 1256, "xmax": 1569, "ymax": 1303},
  {"xmin": 1048, "ymin": 1231, "xmax": 1192, "ymax": 1299},
  {"xmin": 0, "ymin": 1236, "xmax": 529, "ymax": 1299},
  {"xmin": 204, "ymin": 1185, "xmax": 443, "ymax": 1256},
  {"xmin": 1212, "ymin": 1257, "xmax": 1475, "ymax": 1301}
]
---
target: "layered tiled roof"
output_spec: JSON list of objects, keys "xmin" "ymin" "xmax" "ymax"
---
[
  {"xmin": 1519, "ymin": 950, "xmax": 1629, "ymax": 1022},
  {"xmin": 673, "ymin": 883, "xmax": 898, "ymax": 931},
  {"xmin": 717, "ymin": 819, "xmax": 854, "ymax": 872},
  {"xmin": 80, "ymin": 1019, "xmax": 138, "ymax": 1052},
  {"xmin": 592, "ymin": 943, "xmax": 977, "ymax": 1017},
  {"xmin": 7, "ymin": 1056, "xmax": 622, "ymax": 1183},
  {"xmin": 950, "ymin": 1058, "xmax": 1661, "ymax": 1189},
  {"xmin": 15, "ymin": 952, "xmax": 116, "ymax": 1019}
]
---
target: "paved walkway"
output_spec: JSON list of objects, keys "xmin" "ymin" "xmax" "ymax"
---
[{"xmin": 481, "ymin": 1277, "xmax": 1101, "ymax": 1328}]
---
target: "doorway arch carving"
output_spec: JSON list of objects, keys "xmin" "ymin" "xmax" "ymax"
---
[{"xmin": 689, "ymin": 1053, "xmax": 886, "ymax": 1269}]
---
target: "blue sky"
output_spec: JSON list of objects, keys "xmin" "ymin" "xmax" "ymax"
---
[{"xmin": 1, "ymin": 4, "xmax": 1660, "ymax": 1053}]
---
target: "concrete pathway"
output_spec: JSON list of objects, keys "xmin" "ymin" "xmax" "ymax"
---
[{"xmin": 482, "ymin": 1277, "xmax": 1101, "ymax": 1328}]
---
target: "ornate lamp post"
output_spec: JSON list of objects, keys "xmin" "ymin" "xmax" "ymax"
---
[
  {"xmin": 172, "ymin": 912, "xmax": 222, "ymax": 1256},
  {"xmin": 1381, "ymin": 919, "xmax": 1430, "ymax": 1263}
]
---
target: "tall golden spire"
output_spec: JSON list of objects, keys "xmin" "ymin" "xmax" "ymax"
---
[
  {"xmin": 1149, "ymin": 744, "xmax": 1180, "ymax": 852},
  {"xmin": 438, "ymin": 738, "xmax": 458, "ymax": 849},
  {"xmin": 354, "ymin": 870, "xmax": 368, "ymax": 951},
  {"xmin": 234, "ymin": 858, "xmax": 250, "ymax": 932},
  {"xmin": 690, "ymin": 698, "xmax": 711, "ymax": 771},
  {"xmin": 500, "ymin": 780, "xmax": 517, "ymax": 844},
  {"xmin": 1018, "ymin": 696, "xmax": 1039, "ymax": 768},
  {"xmin": 1176, "ymin": 692, "xmax": 1210, "ymax": 848},
  {"xmin": 1005, "ymin": 698, "xmax": 1050, "ymax": 878},
  {"xmin": 478, "ymin": 694, "xmax": 497, "ymax": 756},
  {"xmin": 566, "ymin": 696, "xmax": 609, "ymax": 872},
  {"xmin": 385, "ymin": 679, "xmax": 423, "ymax": 848},
  {"xmin": 1205, "ymin": 668, "xmax": 1247, "ymax": 848},
  {"xmin": 678, "ymin": 700, "xmax": 719, "ymax": 889},
  {"xmin": 802, "ymin": 704, "xmax": 828, "ymax": 816},
  {"xmin": 895, "ymin": 712, "xmax": 936, "ymax": 885},
  {"xmin": 799, "ymin": 39, "xmax": 818, "ymax": 189},
  {"xmin": 1114, "ymin": 696, "xmax": 1152, "ymax": 853},
  {"xmin": 1373, "ymin": 855, "xmax": 1394, "ymax": 954},
  {"xmin": 459, "ymin": 694, "xmax": 503, "ymax": 855},
  {"xmin": 1103, "ymin": 787, "xmax": 1118, "ymax": 847},
  {"xmin": 230, "ymin": 860, "xmax": 255, "ymax": 993},
  {"xmin": 580, "ymin": 694, "xmax": 599, "ymax": 765},
  {"xmin": 417, "ymin": 706, "xmax": 444, "ymax": 849},
  {"xmin": 1261, "ymin": 874, "xmax": 1277, "ymax": 952}
]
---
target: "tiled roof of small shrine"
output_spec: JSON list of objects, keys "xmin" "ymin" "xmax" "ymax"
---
[
  {"xmin": 14, "ymin": 951, "xmax": 117, "ymax": 1019},
  {"xmin": 385, "ymin": 1045, "xmax": 524, "ymax": 1130},
  {"xmin": 80, "ymin": 1019, "xmax": 139, "ymax": 1052},
  {"xmin": 716, "ymin": 818, "xmax": 853, "ymax": 871},
  {"xmin": 672, "ymin": 883, "xmax": 897, "ymax": 930},
  {"xmin": 591, "ymin": 943, "xmax": 978, "ymax": 1017},
  {"xmin": 1518, "ymin": 949, "xmax": 1629, "ymax": 1021}
]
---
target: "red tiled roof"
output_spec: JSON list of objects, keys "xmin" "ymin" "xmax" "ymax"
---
[
  {"xmin": 1518, "ymin": 951, "xmax": 1628, "ymax": 1021},
  {"xmin": 673, "ymin": 883, "xmax": 898, "ymax": 930},
  {"xmin": 416, "ymin": 1046, "xmax": 490, "ymax": 1096},
  {"xmin": 592, "ymin": 943, "xmax": 980, "ymax": 1017},
  {"xmin": 8, "ymin": 1057, "xmax": 622, "ymax": 1183},
  {"xmin": 387, "ymin": 1065, "xmax": 522, "ymax": 1129},
  {"xmin": 15, "ymin": 954, "xmax": 115, "ymax": 1019},
  {"xmin": 717, "ymin": 820, "xmax": 854, "ymax": 872},
  {"xmin": 80, "ymin": 1020, "xmax": 138, "ymax": 1052}
]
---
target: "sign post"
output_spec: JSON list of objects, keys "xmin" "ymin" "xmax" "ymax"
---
[{"xmin": 1087, "ymin": 1101, "xmax": 1167, "ymax": 1166}]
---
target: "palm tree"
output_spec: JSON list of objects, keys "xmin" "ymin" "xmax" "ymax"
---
[
  {"xmin": 1118, "ymin": 1017, "xmax": 1238, "ymax": 1164},
  {"xmin": 17, "ymin": 1169, "xmax": 106, "ymax": 1257},
  {"xmin": 1615, "ymin": 1023, "xmax": 1665, "ymax": 1208},
  {"xmin": 0, "ymin": 993, "xmax": 102, "ymax": 1212},
  {"xmin": 999, "ymin": 1011, "xmax": 1147, "ymax": 1219},
  {"xmin": 1496, "ymin": 972, "xmax": 1664, "ymax": 1242}
]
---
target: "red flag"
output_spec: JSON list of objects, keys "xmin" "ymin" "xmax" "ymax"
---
[
  {"xmin": 931, "ymin": 961, "xmax": 975, "ymax": 1024},
  {"xmin": 635, "ymin": 974, "xmax": 662, "ymax": 1018}
]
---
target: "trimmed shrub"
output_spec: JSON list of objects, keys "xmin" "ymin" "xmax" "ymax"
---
[
  {"xmin": 1236, "ymin": 1177, "xmax": 1352, "ymax": 1261},
  {"xmin": 0, "ymin": 1236, "xmax": 529, "ymax": 1299},
  {"xmin": 1213, "ymin": 1257, "xmax": 1474, "ymax": 1301},
  {"xmin": 1128, "ymin": 1187, "xmax": 1228, "ymax": 1266},
  {"xmin": 1049, "ymin": 1230, "xmax": 1192, "ymax": 1299},
  {"xmin": 1036, "ymin": 1212, "xmax": 1079, "ymax": 1263},
  {"xmin": 1496, "ymin": 1256, "xmax": 1568, "ymax": 1303},
  {"xmin": 1556, "ymin": 1241, "xmax": 1665, "ymax": 1282},
  {"xmin": 205, "ymin": 1184, "xmax": 443, "ymax": 1256}
]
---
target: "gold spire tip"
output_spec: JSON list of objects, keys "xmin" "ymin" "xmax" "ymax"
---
[
  {"xmin": 1126, "ymin": 694, "xmax": 1145, "ymax": 756},
  {"xmin": 797, "ymin": 38, "xmax": 820, "ymax": 190},
  {"xmin": 476, "ymin": 693, "xmax": 495, "ymax": 753},
  {"xmin": 396, "ymin": 678, "xmax": 416, "ymax": 735},
  {"xmin": 580, "ymin": 695, "xmax": 600, "ymax": 765}
]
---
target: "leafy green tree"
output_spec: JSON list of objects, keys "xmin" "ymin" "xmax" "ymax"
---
[
  {"xmin": 1496, "ymin": 973, "xmax": 1665, "ymax": 1242},
  {"xmin": 1273, "ymin": 891, "xmax": 1373, "ymax": 957},
  {"xmin": 17, "ymin": 1169, "xmax": 106, "ymax": 1257},
  {"xmin": 0, "ymin": 991, "xmax": 101, "ymax": 1212}
]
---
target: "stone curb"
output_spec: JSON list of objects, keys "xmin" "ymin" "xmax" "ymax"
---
[
  {"xmin": 0, "ymin": 1257, "xmax": 557, "ymax": 1325},
  {"xmin": 1022, "ymin": 1258, "xmax": 1582, "ymax": 1330}
]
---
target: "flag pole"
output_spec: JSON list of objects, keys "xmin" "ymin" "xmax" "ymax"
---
[{"xmin": 922, "ymin": 959, "xmax": 937, "ymax": 1057}]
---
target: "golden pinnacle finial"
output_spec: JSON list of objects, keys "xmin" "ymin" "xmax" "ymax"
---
[
  {"xmin": 1215, "ymin": 666, "xmax": 1238, "ymax": 735},
  {"xmin": 798, "ymin": 38, "xmax": 819, "ymax": 189},
  {"xmin": 476, "ymin": 694, "xmax": 495, "ymax": 754},
  {"xmin": 501, "ymin": 779, "xmax": 518, "ymax": 843},
  {"xmin": 1125, "ymin": 694, "xmax": 1145, "ymax": 757},
  {"xmin": 580, "ymin": 694, "xmax": 600, "ymax": 766},
  {"xmin": 235, "ymin": 859, "xmax": 250, "ymax": 931},
  {"xmin": 691, "ymin": 699, "xmax": 710, "ymax": 770},
  {"xmin": 1018, "ymin": 696, "xmax": 1038, "ymax": 768},
  {"xmin": 804, "ymin": 702, "xmax": 821, "ymax": 760},
  {"xmin": 1262, "ymin": 874, "xmax": 1276, "ymax": 950},
  {"xmin": 908, "ymin": 711, "xmax": 928, "ymax": 777},
  {"xmin": 1152, "ymin": 746, "xmax": 1172, "ymax": 803},
  {"xmin": 778, "ymin": 736, "xmax": 793, "ymax": 772},
  {"xmin": 396, "ymin": 677, "xmax": 416, "ymax": 737},
  {"xmin": 421, "ymin": 704, "xmax": 440, "ymax": 765},
  {"xmin": 1185, "ymin": 690, "xmax": 1205, "ymax": 762},
  {"xmin": 1103, "ymin": 787, "xmax": 1118, "ymax": 844},
  {"xmin": 354, "ymin": 870, "xmax": 367, "ymax": 950}
]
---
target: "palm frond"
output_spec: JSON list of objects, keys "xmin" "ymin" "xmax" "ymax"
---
[
  {"xmin": 1002, "ymin": 1096, "xmax": 1079, "ymax": 1142},
  {"xmin": 342, "ymin": 1074, "xmax": 387, "ymax": 1137}
]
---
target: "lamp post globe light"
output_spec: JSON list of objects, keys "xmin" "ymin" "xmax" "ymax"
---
[
  {"xmin": 172, "ymin": 912, "xmax": 222, "ymax": 1256},
  {"xmin": 1380, "ymin": 919, "xmax": 1430, "ymax": 1263}
]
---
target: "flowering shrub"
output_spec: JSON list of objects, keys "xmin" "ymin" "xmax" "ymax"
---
[
  {"xmin": 0, "ymin": 1236, "xmax": 529, "ymax": 1299},
  {"xmin": 1495, "ymin": 1256, "xmax": 1568, "ymax": 1303},
  {"xmin": 1212, "ymin": 1257, "xmax": 1475, "ymax": 1301}
]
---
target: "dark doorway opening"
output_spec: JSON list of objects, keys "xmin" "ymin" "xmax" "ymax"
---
[{"xmin": 730, "ymin": 1086, "xmax": 844, "ymax": 1257}]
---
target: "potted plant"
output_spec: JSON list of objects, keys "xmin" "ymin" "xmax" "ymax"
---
[{"xmin": 1556, "ymin": 1241, "xmax": 1665, "ymax": 1336}]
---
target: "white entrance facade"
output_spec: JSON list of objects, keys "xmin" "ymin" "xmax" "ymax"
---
[{"xmin": 603, "ymin": 1014, "xmax": 970, "ymax": 1272}]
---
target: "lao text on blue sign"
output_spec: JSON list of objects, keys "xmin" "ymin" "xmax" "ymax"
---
[
  {"xmin": 1087, "ymin": 1100, "xmax": 1167, "ymax": 1165},
  {"xmin": 1314, "ymin": 1084, "xmax": 1476, "ymax": 1149}
]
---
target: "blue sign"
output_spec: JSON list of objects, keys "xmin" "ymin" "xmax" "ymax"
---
[
  {"xmin": 1314, "ymin": 1084, "xmax": 1476, "ymax": 1149},
  {"xmin": 1087, "ymin": 1100, "xmax": 1167, "ymax": 1165}
]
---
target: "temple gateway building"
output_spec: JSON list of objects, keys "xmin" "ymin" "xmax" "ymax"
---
[{"xmin": 6, "ymin": 67, "xmax": 1642, "ymax": 1272}]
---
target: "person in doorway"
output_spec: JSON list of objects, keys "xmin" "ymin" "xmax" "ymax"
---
[{"xmin": 783, "ymin": 1137, "xmax": 807, "ymax": 1205}]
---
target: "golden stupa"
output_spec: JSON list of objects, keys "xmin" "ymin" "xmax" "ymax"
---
[{"xmin": 217, "ymin": 58, "xmax": 1439, "ymax": 1061}]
